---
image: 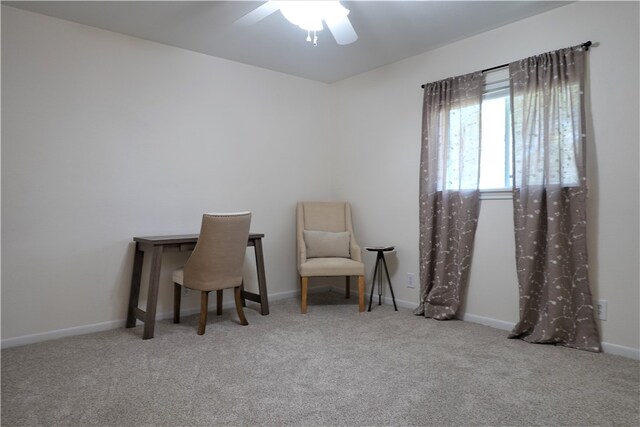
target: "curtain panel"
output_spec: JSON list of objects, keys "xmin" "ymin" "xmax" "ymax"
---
[
  {"xmin": 414, "ymin": 72, "xmax": 483, "ymax": 320},
  {"xmin": 508, "ymin": 45, "xmax": 601, "ymax": 351}
]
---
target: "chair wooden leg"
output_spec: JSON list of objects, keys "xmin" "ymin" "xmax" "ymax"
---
[
  {"xmin": 198, "ymin": 291, "xmax": 209, "ymax": 335},
  {"xmin": 358, "ymin": 276, "xmax": 365, "ymax": 312},
  {"xmin": 234, "ymin": 286, "xmax": 248, "ymax": 326},
  {"xmin": 216, "ymin": 289, "xmax": 223, "ymax": 315},
  {"xmin": 300, "ymin": 276, "xmax": 308, "ymax": 314},
  {"xmin": 173, "ymin": 283, "xmax": 181, "ymax": 323},
  {"xmin": 345, "ymin": 276, "xmax": 351, "ymax": 299}
]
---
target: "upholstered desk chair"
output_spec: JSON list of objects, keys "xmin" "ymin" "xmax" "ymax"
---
[
  {"xmin": 173, "ymin": 212, "xmax": 251, "ymax": 335},
  {"xmin": 297, "ymin": 202, "xmax": 365, "ymax": 314}
]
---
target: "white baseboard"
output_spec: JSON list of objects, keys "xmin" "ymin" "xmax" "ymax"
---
[
  {"xmin": 600, "ymin": 342, "xmax": 640, "ymax": 360},
  {"xmin": 459, "ymin": 312, "xmax": 516, "ymax": 331},
  {"xmin": 0, "ymin": 287, "xmax": 309, "ymax": 350},
  {"xmin": 4, "ymin": 288, "xmax": 639, "ymax": 360},
  {"xmin": 329, "ymin": 285, "xmax": 417, "ymax": 310},
  {"xmin": 340, "ymin": 288, "xmax": 640, "ymax": 361},
  {"xmin": 1, "ymin": 319, "xmax": 126, "ymax": 349},
  {"xmin": 459, "ymin": 312, "xmax": 640, "ymax": 360}
]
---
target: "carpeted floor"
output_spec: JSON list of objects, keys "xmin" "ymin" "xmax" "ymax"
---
[{"xmin": 2, "ymin": 291, "xmax": 639, "ymax": 426}]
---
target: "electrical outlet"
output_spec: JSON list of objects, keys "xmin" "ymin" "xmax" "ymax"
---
[
  {"xmin": 407, "ymin": 273, "xmax": 416, "ymax": 288},
  {"xmin": 595, "ymin": 300, "xmax": 608, "ymax": 320}
]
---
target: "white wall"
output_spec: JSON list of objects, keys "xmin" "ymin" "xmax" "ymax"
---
[
  {"xmin": 330, "ymin": 1, "xmax": 639, "ymax": 352},
  {"xmin": 1, "ymin": 6, "xmax": 331, "ymax": 340}
]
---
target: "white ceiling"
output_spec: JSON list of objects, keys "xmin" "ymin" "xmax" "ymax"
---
[{"xmin": 3, "ymin": 1, "xmax": 572, "ymax": 83}]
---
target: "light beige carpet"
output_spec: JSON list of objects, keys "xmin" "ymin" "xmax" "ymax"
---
[{"xmin": 2, "ymin": 291, "xmax": 639, "ymax": 426}]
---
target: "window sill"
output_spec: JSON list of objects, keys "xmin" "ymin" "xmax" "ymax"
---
[{"xmin": 480, "ymin": 189, "xmax": 512, "ymax": 200}]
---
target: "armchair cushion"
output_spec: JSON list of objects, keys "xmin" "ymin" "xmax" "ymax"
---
[
  {"xmin": 304, "ymin": 230, "xmax": 351, "ymax": 258},
  {"xmin": 299, "ymin": 257, "xmax": 365, "ymax": 277}
]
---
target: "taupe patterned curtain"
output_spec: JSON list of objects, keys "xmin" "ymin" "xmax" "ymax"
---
[
  {"xmin": 414, "ymin": 72, "xmax": 483, "ymax": 320},
  {"xmin": 508, "ymin": 45, "xmax": 601, "ymax": 351}
]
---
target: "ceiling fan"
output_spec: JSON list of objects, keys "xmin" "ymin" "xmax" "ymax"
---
[{"xmin": 235, "ymin": 1, "xmax": 358, "ymax": 46}]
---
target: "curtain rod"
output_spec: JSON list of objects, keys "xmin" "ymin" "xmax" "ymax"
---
[{"xmin": 420, "ymin": 41, "xmax": 593, "ymax": 89}]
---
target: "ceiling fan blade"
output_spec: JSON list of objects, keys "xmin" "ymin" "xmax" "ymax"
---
[
  {"xmin": 234, "ymin": 1, "xmax": 281, "ymax": 26},
  {"xmin": 325, "ymin": 14, "xmax": 358, "ymax": 45}
]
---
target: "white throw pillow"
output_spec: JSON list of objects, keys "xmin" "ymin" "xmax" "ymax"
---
[{"xmin": 304, "ymin": 230, "xmax": 351, "ymax": 258}]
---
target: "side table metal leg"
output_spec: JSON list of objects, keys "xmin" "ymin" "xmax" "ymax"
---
[
  {"xmin": 382, "ymin": 254, "xmax": 398, "ymax": 311},
  {"xmin": 368, "ymin": 256, "xmax": 379, "ymax": 312},
  {"xmin": 378, "ymin": 252, "xmax": 383, "ymax": 305}
]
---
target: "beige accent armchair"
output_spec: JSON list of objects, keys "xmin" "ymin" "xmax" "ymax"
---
[
  {"xmin": 173, "ymin": 212, "xmax": 251, "ymax": 335},
  {"xmin": 297, "ymin": 202, "xmax": 365, "ymax": 313}
]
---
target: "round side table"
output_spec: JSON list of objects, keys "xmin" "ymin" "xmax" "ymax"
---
[{"xmin": 365, "ymin": 246, "xmax": 398, "ymax": 311}]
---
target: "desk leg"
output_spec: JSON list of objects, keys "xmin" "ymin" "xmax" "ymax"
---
[
  {"xmin": 126, "ymin": 243, "xmax": 144, "ymax": 328},
  {"xmin": 239, "ymin": 281, "xmax": 246, "ymax": 308},
  {"xmin": 253, "ymin": 238, "xmax": 269, "ymax": 315},
  {"xmin": 142, "ymin": 246, "xmax": 164, "ymax": 339}
]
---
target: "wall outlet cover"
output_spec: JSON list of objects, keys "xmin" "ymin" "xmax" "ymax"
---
[
  {"xmin": 407, "ymin": 273, "xmax": 416, "ymax": 288},
  {"xmin": 595, "ymin": 300, "xmax": 608, "ymax": 321}
]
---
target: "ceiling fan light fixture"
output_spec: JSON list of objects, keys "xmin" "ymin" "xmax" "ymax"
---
[
  {"xmin": 235, "ymin": 0, "xmax": 357, "ymax": 46},
  {"xmin": 278, "ymin": 1, "xmax": 350, "ymax": 43}
]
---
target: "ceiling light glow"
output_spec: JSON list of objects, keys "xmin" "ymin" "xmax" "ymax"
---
[{"xmin": 277, "ymin": 1, "xmax": 350, "ymax": 46}]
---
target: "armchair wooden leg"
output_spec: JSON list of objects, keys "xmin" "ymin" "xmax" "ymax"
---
[
  {"xmin": 234, "ymin": 286, "xmax": 248, "ymax": 326},
  {"xmin": 358, "ymin": 276, "xmax": 365, "ymax": 312},
  {"xmin": 198, "ymin": 291, "xmax": 209, "ymax": 335},
  {"xmin": 173, "ymin": 283, "xmax": 181, "ymax": 323},
  {"xmin": 300, "ymin": 276, "xmax": 308, "ymax": 314},
  {"xmin": 216, "ymin": 289, "xmax": 223, "ymax": 315},
  {"xmin": 345, "ymin": 276, "xmax": 351, "ymax": 299}
]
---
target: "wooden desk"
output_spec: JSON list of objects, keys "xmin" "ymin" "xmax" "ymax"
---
[{"xmin": 126, "ymin": 233, "xmax": 268, "ymax": 339}]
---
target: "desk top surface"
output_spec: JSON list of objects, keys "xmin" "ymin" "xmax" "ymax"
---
[{"xmin": 134, "ymin": 233, "xmax": 264, "ymax": 245}]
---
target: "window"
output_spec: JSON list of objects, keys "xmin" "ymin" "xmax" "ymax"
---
[
  {"xmin": 480, "ymin": 68, "xmax": 512, "ymax": 192},
  {"xmin": 441, "ymin": 102, "xmax": 481, "ymax": 191},
  {"xmin": 436, "ymin": 67, "xmax": 582, "ymax": 196},
  {"xmin": 511, "ymin": 78, "xmax": 583, "ymax": 188}
]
